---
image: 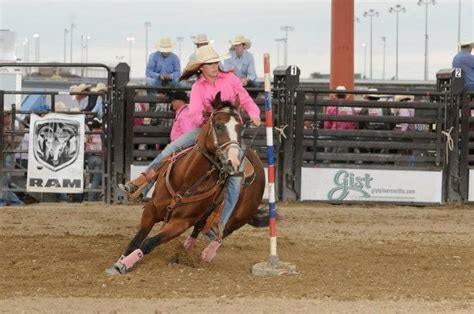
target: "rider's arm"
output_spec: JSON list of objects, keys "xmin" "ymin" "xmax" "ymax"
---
[
  {"xmin": 229, "ymin": 73, "xmax": 260, "ymax": 122},
  {"xmin": 188, "ymin": 83, "xmax": 206, "ymax": 128}
]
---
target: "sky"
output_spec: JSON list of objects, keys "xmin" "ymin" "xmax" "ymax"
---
[{"xmin": 0, "ymin": 0, "xmax": 472, "ymax": 80}]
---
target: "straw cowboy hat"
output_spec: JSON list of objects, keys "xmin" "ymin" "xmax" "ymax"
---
[
  {"xmin": 336, "ymin": 85, "xmax": 346, "ymax": 91},
  {"xmin": 193, "ymin": 33, "xmax": 210, "ymax": 45},
  {"xmin": 394, "ymin": 95, "xmax": 415, "ymax": 102},
  {"xmin": 459, "ymin": 40, "xmax": 474, "ymax": 48},
  {"xmin": 91, "ymin": 82, "xmax": 107, "ymax": 92},
  {"xmin": 179, "ymin": 45, "xmax": 229, "ymax": 81},
  {"xmin": 229, "ymin": 34, "xmax": 252, "ymax": 49},
  {"xmin": 70, "ymin": 83, "xmax": 92, "ymax": 93},
  {"xmin": 54, "ymin": 101, "xmax": 68, "ymax": 112},
  {"xmin": 156, "ymin": 37, "xmax": 175, "ymax": 53}
]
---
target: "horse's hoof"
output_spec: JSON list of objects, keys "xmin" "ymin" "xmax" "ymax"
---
[
  {"xmin": 183, "ymin": 237, "xmax": 197, "ymax": 251},
  {"xmin": 105, "ymin": 262, "xmax": 127, "ymax": 275},
  {"xmin": 201, "ymin": 240, "xmax": 222, "ymax": 263}
]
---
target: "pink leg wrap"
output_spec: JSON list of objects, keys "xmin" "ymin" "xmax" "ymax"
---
[
  {"xmin": 201, "ymin": 240, "xmax": 222, "ymax": 263},
  {"xmin": 121, "ymin": 249, "xmax": 144, "ymax": 270},
  {"xmin": 183, "ymin": 237, "xmax": 198, "ymax": 251}
]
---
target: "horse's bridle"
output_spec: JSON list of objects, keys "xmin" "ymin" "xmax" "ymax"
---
[{"xmin": 208, "ymin": 107, "xmax": 243, "ymax": 173}]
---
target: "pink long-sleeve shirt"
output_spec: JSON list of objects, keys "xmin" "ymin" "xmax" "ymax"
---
[
  {"xmin": 188, "ymin": 71, "xmax": 260, "ymax": 128},
  {"xmin": 324, "ymin": 106, "xmax": 358, "ymax": 130},
  {"xmin": 170, "ymin": 105, "xmax": 194, "ymax": 141}
]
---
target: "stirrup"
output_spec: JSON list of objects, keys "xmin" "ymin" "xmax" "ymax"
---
[{"xmin": 118, "ymin": 182, "xmax": 147, "ymax": 201}]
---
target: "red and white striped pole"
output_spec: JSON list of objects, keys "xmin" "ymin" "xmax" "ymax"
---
[
  {"xmin": 263, "ymin": 53, "xmax": 278, "ymax": 265},
  {"xmin": 252, "ymin": 54, "xmax": 296, "ymax": 276}
]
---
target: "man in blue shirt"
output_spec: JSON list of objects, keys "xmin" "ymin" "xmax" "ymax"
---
[
  {"xmin": 222, "ymin": 34, "xmax": 258, "ymax": 88},
  {"xmin": 146, "ymin": 37, "xmax": 181, "ymax": 87},
  {"xmin": 452, "ymin": 41, "xmax": 474, "ymax": 94}
]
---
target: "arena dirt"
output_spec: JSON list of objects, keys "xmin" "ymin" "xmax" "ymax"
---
[{"xmin": 0, "ymin": 202, "xmax": 473, "ymax": 313}]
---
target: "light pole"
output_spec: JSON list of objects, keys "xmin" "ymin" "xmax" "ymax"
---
[
  {"xmin": 176, "ymin": 36, "xmax": 184, "ymax": 61},
  {"xmin": 70, "ymin": 23, "xmax": 75, "ymax": 63},
  {"xmin": 417, "ymin": 0, "xmax": 436, "ymax": 81},
  {"xmin": 23, "ymin": 39, "xmax": 29, "ymax": 62},
  {"xmin": 63, "ymin": 28, "xmax": 68, "ymax": 63},
  {"xmin": 457, "ymin": 0, "xmax": 461, "ymax": 50},
  {"xmin": 381, "ymin": 36, "xmax": 386, "ymax": 80},
  {"xmin": 126, "ymin": 36, "xmax": 135, "ymax": 67},
  {"xmin": 389, "ymin": 4, "xmax": 406, "ymax": 80},
  {"xmin": 280, "ymin": 25, "xmax": 294, "ymax": 66},
  {"xmin": 362, "ymin": 42, "xmax": 367, "ymax": 79},
  {"xmin": 33, "ymin": 34, "xmax": 40, "ymax": 63},
  {"xmin": 363, "ymin": 9, "xmax": 379, "ymax": 80},
  {"xmin": 274, "ymin": 38, "xmax": 285, "ymax": 66},
  {"xmin": 144, "ymin": 21, "xmax": 151, "ymax": 62}
]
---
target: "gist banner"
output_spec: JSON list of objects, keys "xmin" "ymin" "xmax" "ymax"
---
[
  {"xmin": 301, "ymin": 168, "xmax": 442, "ymax": 203},
  {"xmin": 27, "ymin": 113, "xmax": 85, "ymax": 193}
]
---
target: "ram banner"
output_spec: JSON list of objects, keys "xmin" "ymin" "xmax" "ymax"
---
[{"xmin": 27, "ymin": 113, "xmax": 85, "ymax": 193}]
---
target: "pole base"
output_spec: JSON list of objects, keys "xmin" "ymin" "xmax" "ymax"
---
[{"xmin": 252, "ymin": 259, "xmax": 297, "ymax": 276}]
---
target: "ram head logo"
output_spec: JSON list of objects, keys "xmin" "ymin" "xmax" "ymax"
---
[{"xmin": 33, "ymin": 119, "xmax": 80, "ymax": 171}]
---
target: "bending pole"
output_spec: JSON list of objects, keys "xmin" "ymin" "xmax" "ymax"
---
[{"xmin": 252, "ymin": 53, "xmax": 296, "ymax": 276}]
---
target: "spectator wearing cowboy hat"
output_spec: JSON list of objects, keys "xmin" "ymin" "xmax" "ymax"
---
[
  {"xmin": 189, "ymin": 33, "xmax": 210, "ymax": 63},
  {"xmin": 222, "ymin": 35, "xmax": 258, "ymax": 88},
  {"xmin": 146, "ymin": 37, "xmax": 181, "ymax": 87},
  {"xmin": 69, "ymin": 83, "xmax": 92, "ymax": 111},
  {"xmin": 168, "ymin": 90, "xmax": 193, "ymax": 142},
  {"xmin": 452, "ymin": 40, "xmax": 474, "ymax": 94}
]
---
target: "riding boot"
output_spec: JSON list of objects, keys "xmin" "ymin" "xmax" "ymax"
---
[{"xmin": 118, "ymin": 166, "xmax": 162, "ymax": 199}]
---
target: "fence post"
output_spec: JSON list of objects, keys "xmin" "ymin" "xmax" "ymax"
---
[
  {"xmin": 273, "ymin": 65, "xmax": 300, "ymax": 201},
  {"xmin": 294, "ymin": 91, "xmax": 306, "ymax": 199},
  {"xmin": 112, "ymin": 62, "xmax": 130, "ymax": 203},
  {"xmin": 436, "ymin": 68, "xmax": 464, "ymax": 202},
  {"xmin": 0, "ymin": 91, "xmax": 4, "ymax": 198},
  {"xmin": 459, "ymin": 93, "xmax": 470, "ymax": 200}
]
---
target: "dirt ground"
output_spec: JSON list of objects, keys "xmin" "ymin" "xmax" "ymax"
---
[{"xmin": 0, "ymin": 202, "xmax": 473, "ymax": 313}]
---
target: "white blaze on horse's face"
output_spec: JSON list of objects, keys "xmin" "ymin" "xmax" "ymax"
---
[{"xmin": 225, "ymin": 116, "xmax": 241, "ymax": 173}]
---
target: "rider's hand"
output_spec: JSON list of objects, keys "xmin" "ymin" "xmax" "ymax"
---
[{"xmin": 251, "ymin": 116, "xmax": 261, "ymax": 127}]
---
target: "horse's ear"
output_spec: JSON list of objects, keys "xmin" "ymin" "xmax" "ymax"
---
[
  {"xmin": 234, "ymin": 94, "xmax": 240, "ymax": 109},
  {"xmin": 213, "ymin": 92, "xmax": 222, "ymax": 109}
]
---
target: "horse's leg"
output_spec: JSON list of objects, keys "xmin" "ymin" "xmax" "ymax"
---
[
  {"xmin": 140, "ymin": 218, "xmax": 192, "ymax": 255},
  {"xmin": 106, "ymin": 202, "xmax": 158, "ymax": 275},
  {"xmin": 123, "ymin": 202, "xmax": 157, "ymax": 256},
  {"xmin": 183, "ymin": 217, "xmax": 207, "ymax": 251}
]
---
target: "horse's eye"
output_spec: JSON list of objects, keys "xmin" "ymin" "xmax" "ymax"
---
[{"xmin": 215, "ymin": 124, "xmax": 225, "ymax": 132}]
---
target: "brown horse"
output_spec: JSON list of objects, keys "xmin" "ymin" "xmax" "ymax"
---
[{"xmin": 106, "ymin": 93, "xmax": 265, "ymax": 275}]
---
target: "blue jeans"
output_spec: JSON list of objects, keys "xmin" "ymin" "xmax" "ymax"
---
[
  {"xmin": 219, "ymin": 149, "xmax": 245, "ymax": 228},
  {"xmin": 146, "ymin": 77, "xmax": 179, "ymax": 88},
  {"xmin": 0, "ymin": 154, "xmax": 23, "ymax": 206},
  {"xmin": 88, "ymin": 155, "xmax": 102, "ymax": 201},
  {"xmin": 142, "ymin": 128, "xmax": 201, "ymax": 196}
]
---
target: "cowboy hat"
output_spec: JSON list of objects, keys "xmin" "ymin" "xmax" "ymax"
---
[
  {"xmin": 54, "ymin": 101, "xmax": 69, "ymax": 112},
  {"xmin": 229, "ymin": 34, "xmax": 252, "ymax": 49},
  {"xmin": 336, "ymin": 86, "xmax": 346, "ymax": 91},
  {"xmin": 91, "ymin": 82, "xmax": 107, "ymax": 92},
  {"xmin": 365, "ymin": 88, "xmax": 380, "ymax": 99},
  {"xmin": 193, "ymin": 33, "xmax": 210, "ymax": 45},
  {"xmin": 179, "ymin": 45, "xmax": 229, "ymax": 81},
  {"xmin": 169, "ymin": 90, "xmax": 189, "ymax": 103},
  {"xmin": 156, "ymin": 37, "xmax": 175, "ymax": 53},
  {"xmin": 459, "ymin": 40, "xmax": 474, "ymax": 48},
  {"xmin": 70, "ymin": 83, "xmax": 92, "ymax": 93},
  {"xmin": 394, "ymin": 95, "xmax": 415, "ymax": 102}
]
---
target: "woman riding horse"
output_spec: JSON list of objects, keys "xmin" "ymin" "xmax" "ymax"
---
[
  {"xmin": 107, "ymin": 92, "xmax": 265, "ymax": 274},
  {"xmin": 120, "ymin": 45, "xmax": 261, "ymax": 239}
]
